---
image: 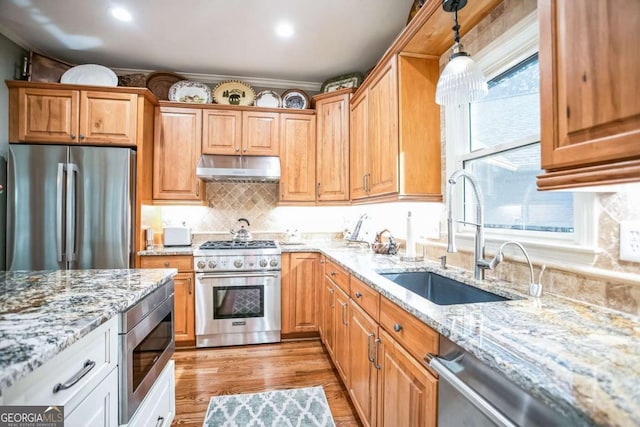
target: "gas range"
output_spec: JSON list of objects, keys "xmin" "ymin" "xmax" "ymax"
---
[{"xmin": 193, "ymin": 240, "xmax": 281, "ymax": 272}]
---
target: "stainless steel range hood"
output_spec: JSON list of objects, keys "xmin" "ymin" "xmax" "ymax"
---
[{"xmin": 196, "ymin": 155, "xmax": 281, "ymax": 182}]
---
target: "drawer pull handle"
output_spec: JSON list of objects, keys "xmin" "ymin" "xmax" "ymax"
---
[
  {"xmin": 355, "ymin": 292, "xmax": 363, "ymax": 299},
  {"xmin": 373, "ymin": 338, "xmax": 382, "ymax": 370},
  {"xmin": 164, "ymin": 262, "xmax": 170, "ymax": 267},
  {"xmin": 53, "ymin": 359, "xmax": 96, "ymax": 393},
  {"xmin": 394, "ymin": 323, "xmax": 403, "ymax": 332},
  {"xmin": 155, "ymin": 416, "xmax": 165, "ymax": 427}
]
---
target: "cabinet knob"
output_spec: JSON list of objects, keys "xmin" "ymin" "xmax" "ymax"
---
[
  {"xmin": 164, "ymin": 261, "xmax": 170, "ymax": 267},
  {"xmin": 79, "ymin": 134, "xmax": 85, "ymax": 140},
  {"xmin": 243, "ymin": 148, "xmax": 247, "ymax": 153},
  {"xmin": 235, "ymin": 148, "xmax": 240, "ymax": 152},
  {"xmin": 70, "ymin": 133, "xmax": 76, "ymax": 140},
  {"xmin": 393, "ymin": 323, "xmax": 403, "ymax": 332},
  {"xmin": 330, "ymin": 271, "xmax": 336, "ymax": 276},
  {"xmin": 355, "ymin": 292, "xmax": 363, "ymax": 298}
]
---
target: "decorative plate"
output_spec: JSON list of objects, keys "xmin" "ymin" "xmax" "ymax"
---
[
  {"xmin": 320, "ymin": 72, "xmax": 364, "ymax": 93},
  {"xmin": 146, "ymin": 71, "xmax": 185, "ymax": 100},
  {"xmin": 282, "ymin": 89, "xmax": 309, "ymax": 109},
  {"xmin": 60, "ymin": 64, "xmax": 118, "ymax": 87},
  {"xmin": 212, "ymin": 80, "xmax": 255, "ymax": 106},
  {"xmin": 254, "ymin": 90, "xmax": 282, "ymax": 108},
  {"xmin": 168, "ymin": 80, "xmax": 212, "ymax": 103}
]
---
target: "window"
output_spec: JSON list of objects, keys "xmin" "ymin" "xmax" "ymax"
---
[{"xmin": 445, "ymin": 12, "xmax": 597, "ymax": 262}]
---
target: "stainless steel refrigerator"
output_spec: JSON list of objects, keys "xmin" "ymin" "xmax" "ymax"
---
[{"xmin": 6, "ymin": 144, "xmax": 136, "ymax": 270}]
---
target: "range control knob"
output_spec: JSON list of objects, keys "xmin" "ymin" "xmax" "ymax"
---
[
  {"xmin": 259, "ymin": 259, "xmax": 268, "ymax": 267},
  {"xmin": 269, "ymin": 258, "xmax": 279, "ymax": 267},
  {"xmin": 234, "ymin": 259, "xmax": 243, "ymax": 268},
  {"xmin": 208, "ymin": 260, "xmax": 217, "ymax": 269},
  {"xmin": 197, "ymin": 260, "xmax": 206, "ymax": 269}
]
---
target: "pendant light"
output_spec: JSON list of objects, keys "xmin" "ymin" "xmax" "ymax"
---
[{"xmin": 435, "ymin": 0, "xmax": 488, "ymax": 106}]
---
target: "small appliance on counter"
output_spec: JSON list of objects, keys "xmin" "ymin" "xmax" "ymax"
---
[{"xmin": 162, "ymin": 225, "xmax": 192, "ymax": 247}]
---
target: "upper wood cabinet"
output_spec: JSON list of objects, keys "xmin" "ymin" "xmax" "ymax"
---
[
  {"xmin": 153, "ymin": 106, "xmax": 204, "ymax": 202},
  {"xmin": 281, "ymin": 252, "xmax": 321, "ymax": 336},
  {"xmin": 242, "ymin": 111, "xmax": 280, "ymax": 155},
  {"xmin": 279, "ymin": 113, "xmax": 317, "ymax": 203},
  {"xmin": 350, "ymin": 54, "xmax": 442, "ymax": 203},
  {"xmin": 315, "ymin": 89, "xmax": 352, "ymax": 203},
  {"xmin": 8, "ymin": 84, "xmax": 138, "ymax": 146},
  {"xmin": 537, "ymin": 0, "xmax": 640, "ymax": 190},
  {"xmin": 202, "ymin": 109, "xmax": 242, "ymax": 155}
]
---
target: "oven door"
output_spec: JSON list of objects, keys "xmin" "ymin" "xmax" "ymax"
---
[
  {"xmin": 120, "ymin": 294, "xmax": 175, "ymax": 424},
  {"xmin": 195, "ymin": 271, "xmax": 281, "ymax": 347}
]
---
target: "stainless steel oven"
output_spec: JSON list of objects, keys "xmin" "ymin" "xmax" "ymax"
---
[
  {"xmin": 195, "ymin": 270, "xmax": 281, "ymax": 347},
  {"xmin": 119, "ymin": 279, "xmax": 175, "ymax": 424}
]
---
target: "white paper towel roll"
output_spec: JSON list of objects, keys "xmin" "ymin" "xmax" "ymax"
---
[{"xmin": 406, "ymin": 211, "xmax": 416, "ymax": 257}]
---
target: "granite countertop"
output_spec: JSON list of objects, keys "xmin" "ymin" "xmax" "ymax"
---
[
  {"xmin": 139, "ymin": 239, "xmax": 640, "ymax": 425},
  {"xmin": 138, "ymin": 245, "xmax": 195, "ymax": 256},
  {"xmin": 0, "ymin": 269, "xmax": 177, "ymax": 394}
]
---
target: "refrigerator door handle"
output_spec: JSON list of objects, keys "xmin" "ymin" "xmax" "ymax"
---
[
  {"xmin": 66, "ymin": 163, "xmax": 79, "ymax": 262},
  {"xmin": 56, "ymin": 163, "xmax": 66, "ymax": 262}
]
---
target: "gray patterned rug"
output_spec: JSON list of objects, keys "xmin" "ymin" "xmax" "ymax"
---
[{"xmin": 202, "ymin": 386, "xmax": 336, "ymax": 427}]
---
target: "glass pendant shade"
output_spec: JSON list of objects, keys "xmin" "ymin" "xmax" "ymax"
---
[{"xmin": 435, "ymin": 47, "xmax": 488, "ymax": 106}]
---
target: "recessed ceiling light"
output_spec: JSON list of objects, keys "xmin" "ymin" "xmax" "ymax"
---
[
  {"xmin": 110, "ymin": 6, "xmax": 132, "ymax": 22},
  {"xmin": 275, "ymin": 22, "xmax": 294, "ymax": 38}
]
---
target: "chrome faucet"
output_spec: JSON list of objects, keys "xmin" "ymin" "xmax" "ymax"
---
[
  {"xmin": 479, "ymin": 240, "xmax": 546, "ymax": 297},
  {"xmin": 447, "ymin": 170, "xmax": 486, "ymax": 280}
]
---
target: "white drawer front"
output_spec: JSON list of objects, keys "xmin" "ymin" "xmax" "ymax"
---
[
  {"xmin": 127, "ymin": 360, "xmax": 175, "ymax": 427},
  {"xmin": 66, "ymin": 367, "xmax": 118, "ymax": 427},
  {"xmin": 4, "ymin": 317, "xmax": 118, "ymax": 414}
]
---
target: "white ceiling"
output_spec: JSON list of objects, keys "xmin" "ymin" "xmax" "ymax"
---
[{"xmin": 0, "ymin": 0, "xmax": 416, "ymax": 88}]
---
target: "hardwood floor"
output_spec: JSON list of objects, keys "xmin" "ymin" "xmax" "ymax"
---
[{"xmin": 171, "ymin": 339, "xmax": 361, "ymax": 426}]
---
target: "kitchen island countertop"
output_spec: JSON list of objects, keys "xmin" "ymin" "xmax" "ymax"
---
[{"xmin": 0, "ymin": 269, "xmax": 177, "ymax": 395}]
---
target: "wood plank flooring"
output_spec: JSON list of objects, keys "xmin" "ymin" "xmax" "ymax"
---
[{"xmin": 171, "ymin": 339, "xmax": 361, "ymax": 426}]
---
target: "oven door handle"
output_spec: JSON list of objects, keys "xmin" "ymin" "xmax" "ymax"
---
[{"xmin": 197, "ymin": 273, "xmax": 279, "ymax": 279}]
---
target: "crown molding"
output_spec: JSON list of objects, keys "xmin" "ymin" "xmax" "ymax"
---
[{"xmin": 111, "ymin": 67, "xmax": 323, "ymax": 92}]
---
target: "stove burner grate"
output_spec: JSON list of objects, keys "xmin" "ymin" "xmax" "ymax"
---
[{"xmin": 198, "ymin": 240, "xmax": 277, "ymax": 250}]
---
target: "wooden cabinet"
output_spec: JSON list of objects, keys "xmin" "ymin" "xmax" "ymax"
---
[
  {"xmin": 9, "ymin": 85, "xmax": 138, "ymax": 146},
  {"xmin": 334, "ymin": 283, "xmax": 351, "ymax": 384},
  {"xmin": 242, "ymin": 111, "xmax": 280, "ymax": 155},
  {"xmin": 202, "ymin": 109, "xmax": 242, "ymax": 155},
  {"xmin": 349, "ymin": 301, "xmax": 380, "ymax": 427},
  {"xmin": 537, "ymin": 0, "xmax": 640, "ymax": 190},
  {"xmin": 281, "ymin": 252, "xmax": 321, "ymax": 336},
  {"xmin": 349, "ymin": 54, "xmax": 442, "ymax": 203},
  {"xmin": 314, "ymin": 89, "xmax": 352, "ymax": 202},
  {"xmin": 279, "ymin": 113, "xmax": 317, "ymax": 203},
  {"xmin": 140, "ymin": 255, "xmax": 195, "ymax": 345},
  {"xmin": 377, "ymin": 329, "xmax": 437, "ymax": 427},
  {"xmin": 152, "ymin": 106, "xmax": 204, "ymax": 203},
  {"xmin": 322, "ymin": 267, "xmax": 336, "ymax": 359}
]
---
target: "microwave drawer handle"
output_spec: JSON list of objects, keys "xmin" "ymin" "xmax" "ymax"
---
[
  {"xmin": 429, "ymin": 357, "xmax": 516, "ymax": 427},
  {"xmin": 197, "ymin": 273, "xmax": 279, "ymax": 279},
  {"xmin": 52, "ymin": 359, "xmax": 96, "ymax": 393}
]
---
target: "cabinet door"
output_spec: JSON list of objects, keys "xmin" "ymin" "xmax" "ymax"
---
[
  {"xmin": 281, "ymin": 252, "xmax": 320, "ymax": 334},
  {"xmin": 368, "ymin": 59, "xmax": 399, "ymax": 197},
  {"xmin": 539, "ymin": 0, "xmax": 640, "ymax": 175},
  {"xmin": 174, "ymin": 272, "xmax": 195, "ymax": 343},
  {"xmin": 377, "ymin": 329, "xmax": 437, "ymax": 427},
  {"xmin": 15, "ymin": 87, "xmax": 79, "ymax": 143},
  {"xmin": 349, "ymin": 302, "xmax": 379, "ymax": 427},
  {"xmin": 202, "ymin": 109, "xmax": 242, "ymax": 154},
  {"xmin": 279, "ymin": 113, "xmax": 316, "ymax": 202},
  {"xmin": 322, "ymin": 275, "xmax": 336, "ymax": 358},
  {"xmin": 317, "ymin": 93, "xmax": 350, "ymax": 202},
  {"xmin": 333, "ymin": 284, "xmax": 350, "ymax": 385},
  {"xmin": 350, "ymin": 91, "xmax": 368, "ymax": 200},
  {"xmin": 65, "ymin": 368, "xmax": 118, "ymax": 427},
  {"xmin": 242, "ymin": 111, "xmax": 279, "ymax": 155},
  {"xmin": 153, "ymin": 107, "xmax": 203, "ymax": 201},
  {"xmin": 79, "ymin": 91, "xmax": 137, "ymax": 146}
]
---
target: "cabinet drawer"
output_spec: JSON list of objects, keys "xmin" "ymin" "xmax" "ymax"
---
[
  {"xmin": 140, "ymin": 255, "xmax": 192, "ymax": 272},
  {"xmin": 3, "ymin": 317, "xmax": 118, "ymax": 414},
  {"xmin": 379, "ymin": 297, "xmax": 438, "ymax": 363},
  {"xmin": 128, "ymin": 360, "xmax": 175, "ymax": 427},
  {"xmin": 350, "ymin": 276, "xmax": 379, "ymax": 322},
  {"xmin": 325, "ymin": 259, "xmax": 350, "ymax": 293}
]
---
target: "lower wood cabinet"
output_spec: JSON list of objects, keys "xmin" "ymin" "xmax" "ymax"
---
[
  {"xmin": 321, "ymin": 263, "xmax": 336, "ymax": 359},
  {"xmin": 333, "ymin": 282, "xmax": 351, "ymax": 384},
  {"xmin": 281, "ymin": 252, "xmax": 321, "ymax": 336},
  {"xmin": 140, "ymin": 255, "xmax": 195, "ymax": 345}
]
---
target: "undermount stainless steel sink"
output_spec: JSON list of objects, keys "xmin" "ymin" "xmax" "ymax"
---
[{"xmin": 379, "ymin": 271, "xmax": 510, "ymax": 305}]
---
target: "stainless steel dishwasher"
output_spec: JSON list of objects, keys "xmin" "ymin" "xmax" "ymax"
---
[{"xmin": 429, "ymin": 336, "xmax": 571, "ymax": 427}]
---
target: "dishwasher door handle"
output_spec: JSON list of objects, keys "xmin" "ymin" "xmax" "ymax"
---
[{"xmin": 429, "ymin": 357, "xmax": 517, "ymax": 427}]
